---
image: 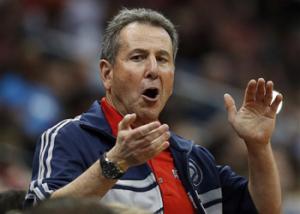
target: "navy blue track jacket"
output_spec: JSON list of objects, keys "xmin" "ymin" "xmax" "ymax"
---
[{"xmin": 25, "ymin": 101, "xmax": 258, "ymax": 214}]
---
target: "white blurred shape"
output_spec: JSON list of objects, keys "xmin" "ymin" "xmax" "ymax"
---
[{"xmin": 272, "ymin": 90, "xmax": 283, "ymax": 114}]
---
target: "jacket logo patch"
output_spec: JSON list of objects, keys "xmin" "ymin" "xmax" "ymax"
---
[{"xmin": 188, "ymin": 159, "xmax": 203, "ymax": 187}]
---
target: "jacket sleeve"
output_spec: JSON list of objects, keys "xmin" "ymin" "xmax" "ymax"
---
[
  {"xmin": 217, "ymin": 165, "xmax": 258, "ymax": 214},
  {"xmin": 24, "ymin": 120, "xmax": 86, "ymax": 207}
]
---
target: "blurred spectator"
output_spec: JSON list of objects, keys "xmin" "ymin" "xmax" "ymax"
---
[
  {"xmin": 0, "ymin": 190, "xmax": 26, "ymax": 214},
  {"xmin": 22, "ymin": 197, "xmax": 114, "ymax": 214},
  {"xmin": 22, "ymin": 197, "xmax": 150, "ymax": 214},
  {"xmin": 0, "ymin": 72, "xmax": 61, "ymax": 139}
]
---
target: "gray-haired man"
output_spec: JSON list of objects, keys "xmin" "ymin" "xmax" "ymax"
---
[{"xmin": 26, "ymin": 8, "xmax": 282, "ymax": 214}]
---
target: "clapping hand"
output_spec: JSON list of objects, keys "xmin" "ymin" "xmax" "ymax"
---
[{"xmin": 224, "ymin": 78, "xmax": 283, "ymax": 149}]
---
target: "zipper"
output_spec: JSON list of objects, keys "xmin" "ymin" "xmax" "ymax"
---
[
  {"xmin": 145, "ymin": 162, "xmax": 164, "ymax": 214},
  {"xmin": 183, "ymin": 150, "xmax": 207, "ymax": 214}
]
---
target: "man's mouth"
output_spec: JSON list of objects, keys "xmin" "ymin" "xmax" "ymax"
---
[{"xmin": 142, "ymin": 88, "xmax": 159, "ymax": 101}]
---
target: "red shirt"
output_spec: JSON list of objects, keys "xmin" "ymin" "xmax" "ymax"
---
[{"xmin": 101, "ymin": 98, "xmax": 195, "ymax": 214}]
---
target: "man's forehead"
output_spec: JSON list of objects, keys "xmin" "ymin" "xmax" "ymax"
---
[{"xmin": 118, "ymin": 22, "xmax": 173, "ymax": 54}]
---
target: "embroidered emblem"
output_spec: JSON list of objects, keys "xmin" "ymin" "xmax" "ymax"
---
[{"xmin": 188, "ymin": 159, "xmax": 203, "ymax": 187}]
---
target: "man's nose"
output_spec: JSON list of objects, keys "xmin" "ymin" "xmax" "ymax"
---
[{"xmin": 144, "ymin": 56, "xmax": 159, "ymax": 79}]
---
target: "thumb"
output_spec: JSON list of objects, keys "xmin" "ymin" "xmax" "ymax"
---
[
  {"xmin": 224, "ymin": 93, "xmax": 237, "ymax": 123},
  {"xmin": 118, "ymin": 113, "xmax": 136, "ymax": 131}
]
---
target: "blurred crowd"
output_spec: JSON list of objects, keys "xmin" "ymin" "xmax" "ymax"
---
[{"xmin": 0, "ymin": 0, "xmax": 299, "ymax": 213}]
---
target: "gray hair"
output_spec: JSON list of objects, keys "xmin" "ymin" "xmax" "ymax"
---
[{"xmin": 100, "ymin": 8, "xmax": 178, "ymax": 64}]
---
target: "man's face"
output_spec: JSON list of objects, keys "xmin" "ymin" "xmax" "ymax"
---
[{"xmin": 102, "ymin": 22, "xmax": 175, "ymax": 126}]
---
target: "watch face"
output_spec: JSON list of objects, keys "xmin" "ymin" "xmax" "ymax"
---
[{"xmin": 100, "ymin": 153, "xmax": 124, "ymax": 179}]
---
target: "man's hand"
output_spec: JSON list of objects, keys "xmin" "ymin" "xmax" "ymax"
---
[
  {"xmin": 224, "ymin": 78, "xmax": 283, "ymax": 149},
  {"xmin": 107, "ymin": 114, "xmax": 170, "ymax": 170}
]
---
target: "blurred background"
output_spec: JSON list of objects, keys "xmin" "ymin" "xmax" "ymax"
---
[{"xmin": 0, "ymin": 0, "xmax": 299, "ymax": 212}]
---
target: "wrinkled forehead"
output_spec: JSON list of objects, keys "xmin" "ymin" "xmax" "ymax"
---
[{"xmin": 117, "ymin": 22, "xmax": 173, "ymax": 55}]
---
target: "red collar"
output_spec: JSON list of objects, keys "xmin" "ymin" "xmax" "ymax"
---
[{"xmin": 101, "ymin": 97, "xmax": 123, "ymax": 137}]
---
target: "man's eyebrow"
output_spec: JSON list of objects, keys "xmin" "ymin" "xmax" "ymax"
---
[
  {"xmin": 129, "ymin": 49, "xmax": 148, "ymax": 54},
  {"xmin": 157, "ymin": 50, "xmax": 172, "ymax": 57},
  {"xmin": 129, "ymin": 49, "xmax": 171, "ymax": 55}
]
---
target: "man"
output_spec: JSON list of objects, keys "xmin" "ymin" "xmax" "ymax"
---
[{"xmin": 25, "ymin": 8, "xmax": 283, "ymax": 214}]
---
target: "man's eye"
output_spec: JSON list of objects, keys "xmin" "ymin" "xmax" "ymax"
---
[
  {"xmin": 131, "ymin": 55, "xmax": 144, "ymax": 61},
  {"xmin": 157, "ymin": 57, "xmax": 168, "ymax": 63}
]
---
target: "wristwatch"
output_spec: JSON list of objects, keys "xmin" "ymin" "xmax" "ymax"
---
[{"xmin": 100, "ymin": 152, "xmax": 126, "ymax": 179}]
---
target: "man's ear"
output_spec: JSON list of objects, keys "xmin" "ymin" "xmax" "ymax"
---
[{"xmin": 99, "ymin": 59, "xmax": 113, "ymax": 91}]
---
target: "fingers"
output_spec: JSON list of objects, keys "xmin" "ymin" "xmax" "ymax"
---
[
  {"xmin": 117, "ymin": 117, "xmax": 169, "ymax": 151},
  {"xmin": 141, "ymin": 124, "xmax": 169, "ymax": 142},
  {"xmin": 141, "ymin": 131, "xmax": 170, "ymax": 156},
  {"xmin": 152, "ymin": 141, "xmax": 170, "ymax": 156},
  {"xmin": 244, "ymin": 79, "xmax": 257, "ymax": 104},
  {"xmin": 118, "ymin": 113, "xmax": 137, "ymax": 130},
  {"xmin": 264, "ymin": 81, "xmax": 273, "ymax": 106},
  {"xmin": 244, "ymin": 78, "xmax": 279, "ymax": 107},
  {"xmin": 224, "ymin": 93, "xmax": 237, "ymax": 123},
  {"xmin": 129, "ymin": 121, "xmax": 162, "ymax": 139},
  {"xmin": 256, "ymin": 78, "xmax": 266, "ymax": 102},
  {"xmin": 128, "ymin": 123, "xmax": 169, "ymax": 150},
  {"xmin": 115, "ymin": 119, "xmax": 170, "ymax": 167},
  {"xmin": 270, "ymin": 93, "xmax": 283, "ymax": 114}
]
